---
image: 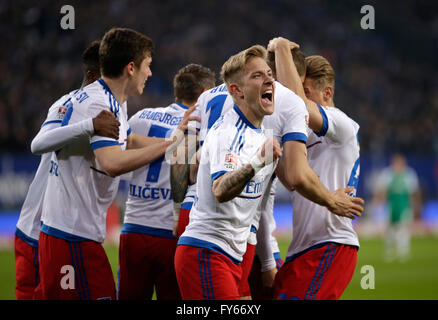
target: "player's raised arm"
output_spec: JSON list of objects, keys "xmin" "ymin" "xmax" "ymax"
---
[
  {"xmin": 268, "ymin": 37, "xmax": 324, "ymax": 133},
  {"xmin": 94, "ymin": 104, "xmax": 199, "ymax": 178}
]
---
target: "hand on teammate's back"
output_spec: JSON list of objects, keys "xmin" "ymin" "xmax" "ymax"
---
[{"xmin": 93, "ymin": 110, "xmax": 120, "ymax": 140}]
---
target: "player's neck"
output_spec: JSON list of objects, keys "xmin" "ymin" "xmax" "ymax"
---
[
  {"xmin": 319, "ymin": 98, "xmax": 335, "ymax": 108},
  {"xmin": 101, "ymin": 76, "xmax": 129, "ymax": 106},
  {"xmin": 236, "ymin": 103, "xmax": 263, "ymax": 128},
  {"xmin": 178, "ymin": 100, "xmax": 196, "ymax": 108}
]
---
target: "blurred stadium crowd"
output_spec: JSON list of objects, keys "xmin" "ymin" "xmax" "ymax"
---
[
  {"xmin": 1, "ymin": 0, "xmax": 438, "ymax": 208},
  {"xmin": 1, "ymin": 0, "xmax": 437, "ymax": 155}
]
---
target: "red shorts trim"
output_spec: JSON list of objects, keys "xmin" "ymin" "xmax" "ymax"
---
[
  {"xmin": 238, "ymin": 243, "xmax": 256, "ymax": 297},
  {"xmin": 118, "ymin": 233, "xmax": 180, "ymax": 300},
  {"xmin": 175, "ymin": 245, "xmax": 242, "ymax": 300},
  {"xmin": 14, "ymin": 235, "xmax": 39, "ymax": 300},
  {"xmin": 274, "ymin": 242, "xmax": 357, "ymax": 300},
  {"xmin": 38, "ymin": 232, "xmax": 115, "ymax": 300}
]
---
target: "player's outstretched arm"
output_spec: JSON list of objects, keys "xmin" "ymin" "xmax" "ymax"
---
[
  {"xmin": 31, "ymin": 110, "xmax": 120, "ymax": 155},
  {"xmin": 126, "ymin": 133, "xmax": 165, "ymax": 149},
  {"xmin": 94, "ymin": 140, "xmax": 173, "ymax": 178},
  {"xmin": 94, "ymin": 105, "xmax": 200, "ymax": 178},
  {"xmin": 278, "ymin": 140, "xmax": 364, "ymax": 219},
  {"xmin": 268, "ymin": 37, "xmax": 324, "ymax": 133}
]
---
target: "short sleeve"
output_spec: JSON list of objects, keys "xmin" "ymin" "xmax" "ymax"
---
[
  {"xmin": 266, "ymin": 90, "xmax": 309, "ymax": 145},
  {"xmin": 87, "ymin": 100, "xmax": 119, "ymax": 150},
  {"xmin": 41, "ymin": 94, "xmax": 73, "ymax": 128},
  {"xmin": 319, "ymin": 106, "xmax": 358, "ymax": 145}
]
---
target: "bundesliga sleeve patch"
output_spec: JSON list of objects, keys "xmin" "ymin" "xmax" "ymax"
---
[
  {"xmin": 57, "ymin": 106, "xmax": 68, "ymax": 120},
  {"xmin": 224, "ymin": 152, "xmax": 238, "ymax": 170}
]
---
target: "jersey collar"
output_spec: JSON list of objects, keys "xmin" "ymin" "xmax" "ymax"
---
[{"xmin": 233, "ymin": 105, "xmax": 262, "ymax": 132}]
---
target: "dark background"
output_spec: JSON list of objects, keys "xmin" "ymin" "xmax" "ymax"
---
[{"xmin": 0, "ymin": 0, "xmax": 437, "ymax": 203}]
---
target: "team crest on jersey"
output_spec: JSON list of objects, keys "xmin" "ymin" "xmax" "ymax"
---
[
  {"xmin": 57, "ymin": 106, "xmax": 68, "ymax": 120},
  {"xmin": 224, "ymin": 152, "xmax": 238, "ymax": 170}
]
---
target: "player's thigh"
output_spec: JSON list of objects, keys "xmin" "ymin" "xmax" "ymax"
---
[
  {"xmin": 175, "ymin": 245, "xmax": 241, "ymax": 300},
  {"xmin": 275, "ymin": 243, "xmax": 357, "ymax": 300},
  {"xmin": 38, "ymin": 233, "xmax": 81, "ymax": 299},
  {"xmin": 238, "ymin": 243, "xmax": 256, "ymax": 298},
  {"xmin": 68, "ymin": 240, "xmax": 116, "ymax": 300},
  {"xmin": 14, "ymin": 236, "xmax": 38, "ymax": 300},
  {"xmin": 312, "ymin": 244, "xmax": 358, "ymax": 300},
  {"xmin": 153, "ymin": 236, "xmax": 180, "ymax": 300},
  {"xmin": 118, "ymin": 233, "xmax": 154, "ymax": 299}
]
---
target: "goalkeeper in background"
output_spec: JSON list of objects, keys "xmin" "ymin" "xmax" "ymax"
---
[{"xmin": 373, "ymin": 153, "xmax": 422, "ymax": 262}]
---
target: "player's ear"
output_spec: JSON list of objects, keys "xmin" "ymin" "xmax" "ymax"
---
[
  {"xmin": 125, "ymin": 61, "xmax": 136, "ymax": 76},
  {"xmin": 229, "ymin": 83, "xmax": 243, "ymax": 99},
  {"xmin": 323, "ymin": 86, "xmax": 333, "ymax": 102}
]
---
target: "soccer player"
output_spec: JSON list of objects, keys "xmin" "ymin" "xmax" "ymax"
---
[
  {"xmin": 173, "ymin": 44, "xmax": 363, "ymax": 299},
  {"xmin": 174, "ymin": 45, "xmax": 282, "ymax": 300},
  {"xmin": 373, "ymin": 153, "xmax": 421, "ymax": 262},
  {"xmin": 268, "ymin": 37, "xmax": 363, "ymax": 300},
  {"xmin": 38, "ymin": 28, "xmax": 196, "ymax": 300},
  {"xmin": 14, "ymin": 40, "xmax": 119, "ymax": 300},
  {"xmin": 118, "ymin": 63, "xmax": 215, "ymax": 300}
]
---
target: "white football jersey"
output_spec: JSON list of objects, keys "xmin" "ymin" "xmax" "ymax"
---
[
  {"xmin": 286, "ymin": 105, "xmax": 360, "ymax": 260},
  {"xmin": 16, "ymin": 91, "xmax": 78, "ymax": 243},
  {"xmin": 123, "ymin": 103, "xmax": 187, "ymax": 236},
  {"xmin": 41, "ymin": 78, "xmax": 130, "ymax": 243},
  {"xmin": 179, "ymin": 106, "xmax": 276, "ymax": 263}
]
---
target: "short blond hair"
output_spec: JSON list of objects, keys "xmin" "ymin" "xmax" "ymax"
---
[
  {"xmin": 220, "ymin": 45, "xmax": 267, "ymax": 94},
  {"xmin": 305, "ymin": 55, "xmax": 335, "ymax": 90}
]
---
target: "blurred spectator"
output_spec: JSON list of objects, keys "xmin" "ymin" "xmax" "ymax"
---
[
  {"xmin": 373, "ymin": 154, "xmax": 422, "ymax": 262},
  {"xmin": 0, "ymin": 0, "xmax": 436, "ymax": 157}
]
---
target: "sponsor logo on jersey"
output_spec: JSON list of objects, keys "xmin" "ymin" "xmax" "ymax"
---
[
  {"xmin": 224, "ymin": 152, "xmax": 238, "ymax": 170},
  {"xmin": 57, "ymin": 106, "xmax": 68, "ymax": 120}
]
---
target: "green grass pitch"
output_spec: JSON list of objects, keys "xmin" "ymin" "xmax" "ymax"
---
[{"xmin": 1, "ymin": 235, "xmax": 437, "ymax": 300}]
